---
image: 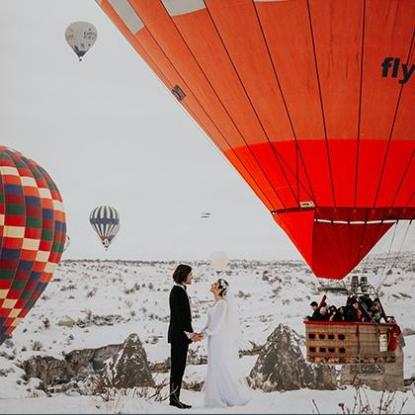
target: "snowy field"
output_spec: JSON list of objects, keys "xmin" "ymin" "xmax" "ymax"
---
[{"xmin": 0, "ymin": 256, "xmax": 415, "ymax": 413}]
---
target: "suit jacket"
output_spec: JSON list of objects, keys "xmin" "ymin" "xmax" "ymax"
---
[{"xmin": 168, "ymin": 285, "xmax": 193, "ymax": 345}]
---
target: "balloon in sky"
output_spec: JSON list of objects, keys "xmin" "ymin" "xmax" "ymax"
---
[
  {"xmin": 89, "ymin": 206, "xmax": 120, "ymax": 249},
  {"xmin": 0, "ymin": 146, "xmax": 66, "ymax": 344},
  {"xmin": 209, "ymin": 251, "xmax": 229, "ymax": 273},
  {"xmin": 97, "ymin": 0, "xmax": 415, "ymax": 279},
  {"xmin": 65, "ymin": 21, "xmax": 97, "ymax": 61}
]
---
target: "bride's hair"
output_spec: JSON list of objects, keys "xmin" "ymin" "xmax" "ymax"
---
[{"xmin": 217, "ymin": 278, "xmax": 229, "ymax": 297}]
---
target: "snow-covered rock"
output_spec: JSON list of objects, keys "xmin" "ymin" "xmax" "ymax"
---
[
  {"xmin": 106, "ymin": 333, "xmax": 154, "ymax": 388},
  {"xmin": 22, "ymin": 333, "xmax": 154, "ymax": 392},
  {"xmin": 248, "ymin": 324, "xmax": 336, "ymax": 391}
]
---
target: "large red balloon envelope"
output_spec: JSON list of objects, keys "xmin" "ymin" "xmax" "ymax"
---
[
  {"xmin": 0, "ymin": 146, "xmax": 66, "ymax": 344},
  {"xmin": 96, "ymin": 0, "xmax": 415, "ymax": 279}
]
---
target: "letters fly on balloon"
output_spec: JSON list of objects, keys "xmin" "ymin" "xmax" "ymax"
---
[{"xmin": 96, "ymin": 0, "xmax": 415, "ymax": 279}]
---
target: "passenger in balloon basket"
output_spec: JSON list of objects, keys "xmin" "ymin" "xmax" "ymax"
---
[
  {"xmin": 334, "ymin": 306, "xmax": 346, "ymax": 322},
  {"xmin": 317, "ymin": 304, "xmax": 329, "ymax": 321},
  {"xmin": 359, "ymin": 293, "xmax": 374, "ymax": 311},
  {"xmin": 306, "ymin": 301, "xmax": 329, "ymax": 321},
  {"xmin": 387, "ymin": 318, "xmax": 403, "ymax": 351},
  {"xmin": 328, "ymin": 305, "xmax": 344, "ymax": 322},
  {"xmin": 168, "ymin": 265, "xmax": 203, "ymax": 409},
  {"xmin": 369, "ymin": 299, "xmax": 383, "ymax": 323},
  {"xmin": 307, "ymin": 301, "xmax": 320, "ymax": 320},
  {"xmin": 305, "ymin": 293, "xmax": 401, "ymax": 325},
  {"xmin": 345, "ymin": 297, "xmax": 364, "ymax": 322}
]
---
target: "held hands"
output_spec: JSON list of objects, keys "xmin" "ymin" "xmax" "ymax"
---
[
  {"xmin": 190, "ymin": 332, "xmax": 204, "ymax": 342},
  {"xmin": 184, "ymin": 330, "xmax": 205, "ymax": 342}
]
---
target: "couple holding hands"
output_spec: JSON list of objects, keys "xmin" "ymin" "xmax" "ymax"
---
[{"xmin": 168, "ymin": 264, "xmax": 250, "ymax": 409}]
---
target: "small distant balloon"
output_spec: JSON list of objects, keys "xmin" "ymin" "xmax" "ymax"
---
[
  {"xmin": 89, "ymin": 206, "xmax": 120, "ymax": 249},
  {"xmin": 209, "ymin": 251, "xmax": 229, "ymax": 274},
  {"xmin": 65, "ymin": 22, "xmax": 97, "ymax": 61}
]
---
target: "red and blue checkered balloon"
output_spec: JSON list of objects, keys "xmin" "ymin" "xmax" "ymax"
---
[{"xmin": 0, "ymin": 146, "xmax": 66, "ymax": 344}]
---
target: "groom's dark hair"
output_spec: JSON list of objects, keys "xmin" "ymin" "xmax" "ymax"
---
[{"xmin": 172, "ymin": 264, "xmax": 192, "ymax": 284}]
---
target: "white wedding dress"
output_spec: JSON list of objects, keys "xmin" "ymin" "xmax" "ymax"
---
[{"xmin": 202, "ymin": 295, "xmax": 250, "ymax": 408}]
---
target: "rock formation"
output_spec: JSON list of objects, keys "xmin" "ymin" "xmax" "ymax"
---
[
  {"xmin": 22, "ymin": 333, "xmax": 154, "ymax": 393},
  {"xmin": 248, "ymin": 324, "xmax": 336, "ymax": 391}
]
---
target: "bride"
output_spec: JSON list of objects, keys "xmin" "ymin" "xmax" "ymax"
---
[{"xmin": 200, "ymin": 278, "xmax": 250, "ymax": 408}]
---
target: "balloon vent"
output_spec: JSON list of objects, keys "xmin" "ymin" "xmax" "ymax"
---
[{"xmin": 171, "ymin": 85, "xmax": 186, "ymax": 101}]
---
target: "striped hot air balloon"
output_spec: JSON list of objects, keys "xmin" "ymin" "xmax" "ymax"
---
[
  {"xmin": 0, "ymin": 146, "xmax": 66, "ymax": 344},
  {"xmin": 89, "ymin": 206, "xmax": 120, "ymax": 249},
  {"xmin": 96, "ymin": 0, "xmax": 415, "ymax": 279}
]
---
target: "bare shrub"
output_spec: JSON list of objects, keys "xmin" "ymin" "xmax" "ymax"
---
[
  {"xmin": 87, "ymin": 288, "xmax": 97, "ymax": 298},
  {"xmin": 314, "ymin": 387, "xmax": 410, "ymax": 414},
  {"xmin": 32, "ymin": 341, "xmax": 43, "ymax": 351}
]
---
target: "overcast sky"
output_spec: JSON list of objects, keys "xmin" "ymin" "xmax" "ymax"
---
[{"xmin": 0, "ymin": 0, "xmax": 303, "ymax": 261}]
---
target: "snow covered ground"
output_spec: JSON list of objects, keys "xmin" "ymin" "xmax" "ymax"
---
[{"xmin": 0, "ymin": 256, "xmax": 415, "ymax": 413}]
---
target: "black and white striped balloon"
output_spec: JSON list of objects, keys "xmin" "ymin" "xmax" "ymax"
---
[{"xmin": 89, "ymin": 206, "xmax": 120, "ymax": 249}]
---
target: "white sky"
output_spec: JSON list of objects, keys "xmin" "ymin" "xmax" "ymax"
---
[{"xmin": 0, "ymin": 0, "xmax": 302, "ymax": 261}]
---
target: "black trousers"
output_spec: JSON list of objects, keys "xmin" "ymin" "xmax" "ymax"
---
[{"xmin": 170, "ymin": 341, "xmax": 189, "ymax": 403}]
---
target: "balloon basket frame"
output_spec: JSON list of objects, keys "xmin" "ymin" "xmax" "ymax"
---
[{"xmin": 304, "ymin": 321, "xmax": 399, "ymax": 364}]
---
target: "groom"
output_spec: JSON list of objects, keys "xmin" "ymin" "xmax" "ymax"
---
[{"xmin": 168, "ymin": 264, "xmax": 203, "ymax": 409}]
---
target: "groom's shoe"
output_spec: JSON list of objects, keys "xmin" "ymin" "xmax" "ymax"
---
[{"xmin": 169, "ymin": 401, "xmax": 192, "ymax": 409}]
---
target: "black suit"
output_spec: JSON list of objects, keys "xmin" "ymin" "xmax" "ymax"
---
[{"xmin": 168, "ymin": 284, "xmax": 193, "ymax": 404}]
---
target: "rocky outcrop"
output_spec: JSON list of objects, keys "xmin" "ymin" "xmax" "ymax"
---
[
  {"xmin": 248, "ymin": 324, "xmax": 336, "ymax": 391},
  {"xmin": 310, "ymin": 362, "xmax": 337, "ymax": 390},
  {"xmin": 22, "ymin": 333, "xmax": 154, "ymax": 393},
  {"xmin": 23, "ymin": 356, "xmax": 72, "ymax": 386},
  {"xmin": 107, "ymin": 334, "xmax": 154, "ymax": 388}
]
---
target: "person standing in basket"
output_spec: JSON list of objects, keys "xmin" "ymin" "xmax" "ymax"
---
[{"xmin": 168, "ymin": 264, "xmax": 202, "ymax": 409}]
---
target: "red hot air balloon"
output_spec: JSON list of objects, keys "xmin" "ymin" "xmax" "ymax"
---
[
  {"xmin": 0, "ymin": 146, "xmax": 66, "ymax": 344},
  {"xmin": 96, "ymin": 0, "xmax": 415, "ymax": 279}
]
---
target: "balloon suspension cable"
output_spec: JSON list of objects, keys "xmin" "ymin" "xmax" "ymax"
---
[
  {"xmin": 370, "ymin": 220, "xmax": 399, "ymax": 293},
  {"xmin": 375, "ymin": 219, "xmax": 413, "ymax": 293},
  {"xmin": 356, "ymin": 215, "xmax": 399, "ymax": 286}
]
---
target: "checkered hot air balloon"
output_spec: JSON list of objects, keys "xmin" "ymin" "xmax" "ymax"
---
[
  {"xmin": 89, "ymin": 206, "xmax": 120, "ymax": 249},
  {"xmin": 0, "ymin": 146, "xmax": 66, "ymax": 344}
]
